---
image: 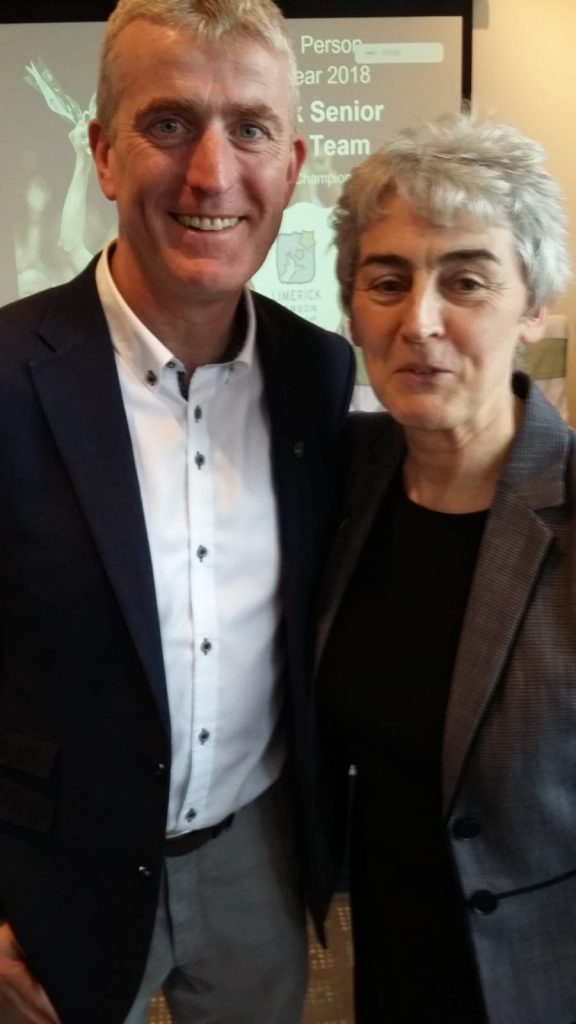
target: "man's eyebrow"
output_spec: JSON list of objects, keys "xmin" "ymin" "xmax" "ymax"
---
[{"xmin": 358, "ymin": 249, "xmax": 502, "ymax": 271}]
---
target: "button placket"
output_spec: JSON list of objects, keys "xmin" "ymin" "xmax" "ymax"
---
[{"xmin": 180, "ymin": 371, "xmax": 219, "ymax": 828}]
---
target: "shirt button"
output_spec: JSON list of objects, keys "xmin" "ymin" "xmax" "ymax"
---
[
  {"xmin": 452, "ymin": 817, "xmax": 482, "ymax": 840},
  {"xmin": 469, "ymin": 890, "xmax": 498, "ymax": 915},
  {"xmin": 196, "ymin": 545, "xmax": 208, "ymax": 561},
  {"xmin": 166, "ymin": 360, "xmax": 176, "ymax": 369},
  {"xmin": 185, "ymin": 808, "xmax": 197, "ymax": 823},
  {"xmin": 195, "ymin": 452, "xmax": 206, "ymax": 469},
  {"xmin": 194, "ymin": 405, "xmax": 202, "ymax": 422},
  {"xmin": 138, "ymin": 865, "xmax": 153, "ymax": 879},
  {"xmin": 145, "ymin": 370, "xmax": 157, "ymax": 386},
  {"xmin": 200, "ymin": 638, "xmax": 212, "ymax": 655},
  {"xmin": 198, "ymin": 729, "xmax": 210, "ymax": 745}
]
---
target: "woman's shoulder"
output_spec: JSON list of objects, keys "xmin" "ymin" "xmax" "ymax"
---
[
  {"xmin": 343, "ymin": 410, "xmax": 398, "ymax": 456},
  {"xmin": 340, "ymin": 412, "xmax": 403, "ymax": 495}
]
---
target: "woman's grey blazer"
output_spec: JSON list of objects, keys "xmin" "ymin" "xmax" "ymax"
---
[{"xmin": 317, "ymin": 372, "xmax": 576, "ymax": 1024}]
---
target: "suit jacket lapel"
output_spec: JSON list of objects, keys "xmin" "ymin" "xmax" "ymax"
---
[
  {"xmin": 315, "ymin": 416, "xmax": 404, "ymax": 672},
  {"xmin": 255, "ymin": 304, "xmax": 323, "ymax": 632},
  {"xmin": 442, "ymin": 378, "xmax": 570, "ymax": 815},
  {"xmin": 254, "ymin": 297, "xmax": 351, "ymax": 690},
  {"xmin": 29, "ymin": 265, "xmax": 169, "ymax": 733}
]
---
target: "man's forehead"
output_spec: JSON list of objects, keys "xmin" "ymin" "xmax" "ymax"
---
[{"xmin": 111, "ymin": 19, "xmax": 282, "ymax": 68}]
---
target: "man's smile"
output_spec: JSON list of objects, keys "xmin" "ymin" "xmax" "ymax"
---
[{"xmin": 172, "ymin": 214, "xmax": 241, "ymax": 231}]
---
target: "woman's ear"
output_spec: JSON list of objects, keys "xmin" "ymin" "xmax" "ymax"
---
[{"xmin": 519, "ymin": 305, "xmax": 548, "ymax": 346}]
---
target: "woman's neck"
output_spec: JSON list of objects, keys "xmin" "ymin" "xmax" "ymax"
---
[{"xmin": 403, "ymin": 397, "xmax": 522, "ymax": 513}]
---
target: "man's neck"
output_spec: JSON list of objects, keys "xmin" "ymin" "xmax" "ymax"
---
[
  {"xmin": 107, "ymin": 245, "xmax": 246, "ymax": 375},
  {"xmin": 139, "ymin": 297, "xmax": 245, "ymax": 376}
]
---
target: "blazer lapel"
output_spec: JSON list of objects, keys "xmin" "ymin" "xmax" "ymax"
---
[
  {"xmin": 255, "ymin": 307, "xmax": 325, "ymax": 633},
  {"xmin": 442, "ymin": 493, "xmax": 553, "ymax": 816},
  {"xmin": 442, "ymin": 377, "xmax": 570, "ymax": 816},
  {"xmin": 29, "ymin": 268, "xmax": 169, "ymax": 733}
]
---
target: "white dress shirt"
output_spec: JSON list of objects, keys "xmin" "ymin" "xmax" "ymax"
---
[{"xmin": 96, "ymin": 249, "xmax": 285, "ymax": 835}]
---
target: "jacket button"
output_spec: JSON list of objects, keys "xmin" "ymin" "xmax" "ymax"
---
[
  {"xmin": 138, "ymin": 865, "xmax": 153, "ymax": 880},
  {"xmin": 453, "ymin": 816, "xmax": 481, "ymax": 840},
  {"xmin": 469, "ymin": 890, "xmax": 498, "ymax": 915},
  {"xmin": 150, "ymin": 760, "xmax": 167, "ymax": 780}
]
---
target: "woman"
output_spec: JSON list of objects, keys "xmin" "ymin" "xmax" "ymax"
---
[{"xmin": 316, "ymin": 113, "xmax": 574, "ymax": 1024}]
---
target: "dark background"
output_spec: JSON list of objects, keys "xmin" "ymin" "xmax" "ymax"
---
[
  {"xmin": 1, "ymin": 1, "xmax": 471, "ymax": 18},
  {"xmin": 0, "ymin": 1, "xmax": 472, "ymax": 96}
]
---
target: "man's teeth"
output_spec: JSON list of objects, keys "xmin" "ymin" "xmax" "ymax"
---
[{"xmin": 177, "ymin": 215, "xmax": 239, "ymax": 231}]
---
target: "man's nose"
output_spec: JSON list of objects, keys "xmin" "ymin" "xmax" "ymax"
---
[
  {"xmin": 401, "ymin": 281, "xmax": 445, "ymax": 343},
  {"xmin": 185, "ymin": 127, "xmax": 235, "ymax": 193}
]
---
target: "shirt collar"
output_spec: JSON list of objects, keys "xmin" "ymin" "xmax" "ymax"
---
[{"xmin": 95, "ymin": 242, "xmax": 257, "ymax": 390}]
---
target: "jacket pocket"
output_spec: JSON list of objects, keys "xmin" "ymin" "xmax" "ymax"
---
[{"xmin": 0, "ymin": 727, "xmax": 58, "ymax": 832}]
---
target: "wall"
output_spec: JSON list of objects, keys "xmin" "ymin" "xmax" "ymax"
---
[{"xmin": 472, "ymin": 0, "xmax": 576, "ymax": 417}]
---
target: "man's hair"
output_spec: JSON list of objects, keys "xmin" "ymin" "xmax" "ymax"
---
[
  {"xmin": 333, "ymin": 111, "xmax": 570, "ymax": 315},
  {"xmin": 97, "ymin": 0, "xmax": 298, "ymax": 133}
]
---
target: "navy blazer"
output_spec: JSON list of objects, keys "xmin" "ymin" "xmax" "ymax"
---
[
  {"xmin": 0, "ymin": 259, "xmax": 354, "ymax": 1024},
  {"xmin": 316, "ymin": 374, "xmax": 576, "ymax": 1024}
]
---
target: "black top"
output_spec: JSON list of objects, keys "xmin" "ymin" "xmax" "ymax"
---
[{"xmin": 318, "ymin": 472, "xmax": 488, "ymax": 1022}]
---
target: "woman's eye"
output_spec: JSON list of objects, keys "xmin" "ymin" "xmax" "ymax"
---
[
  {"xmin": 368, "ymin": 277, "xmax": 407, "ymax": 297},
  {"xmin": 451, "ymin": 275, "xmax": 485, "ymax": 293},
  {"xmin": 354, "ymin": 276, "xmax": 409, "ymax": 304}
]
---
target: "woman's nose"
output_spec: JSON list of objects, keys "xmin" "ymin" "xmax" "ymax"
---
[{"xmin": 401, "ymin": 282, "xmax": 444, "ymax": 343}]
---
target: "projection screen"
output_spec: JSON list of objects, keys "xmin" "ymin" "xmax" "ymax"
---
[{"xmin": 0, "ymin": 1, "xmax": 471, "ymax": 344}]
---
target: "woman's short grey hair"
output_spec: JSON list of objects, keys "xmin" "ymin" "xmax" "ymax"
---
[
  {"xmin": 333, "ymin": 112, "xmax": 570, "ymax": 315},
  {"xmin": 97, "ymin": 0, "xmax": 298, "ymax": 134}
]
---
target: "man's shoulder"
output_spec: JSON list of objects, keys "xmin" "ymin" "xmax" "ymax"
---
[
  {"xmin": 251, "ymin": 289, "xmax": 350, "ymax": 355},
  {"xmin": 0, "ymin": 263, "xmax": 101, "ymax": 368},
  {"xmin": 0, "ymin": 260, "xmax": 99, "ymax": 333}
]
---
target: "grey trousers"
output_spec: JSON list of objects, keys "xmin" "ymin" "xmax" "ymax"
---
[{"xmin": 123, "ymin": 778, "xmax": 308, "ymax": 1024}]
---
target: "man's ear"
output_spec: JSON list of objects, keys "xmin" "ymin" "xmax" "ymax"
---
[
  {"xmin": 519, "ymin": 305, "xmax": 547, "ymax": 346},
  {"xmin": 283, "ymin": 136, "xmax": 307, "ymax": 205},
  {"xmin": 88, "ymin": 119, "xmax": 117, "ymax": 202}
]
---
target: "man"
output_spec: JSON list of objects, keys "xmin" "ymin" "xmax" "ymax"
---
[{"xmin": 0, "ymin": 1, "xmax": 355, "ymax": 1022}]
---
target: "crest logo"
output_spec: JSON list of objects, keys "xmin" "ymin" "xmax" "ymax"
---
[{"xmin": 276, "ymin": 231, "xmax": 316, "ymax": 284}]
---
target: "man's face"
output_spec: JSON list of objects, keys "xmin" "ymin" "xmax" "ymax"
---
[{"xmin": 90, "ymin": 20, "xmax": 305, "ymax": 312}]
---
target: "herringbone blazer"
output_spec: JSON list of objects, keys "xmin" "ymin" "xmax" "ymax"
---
[{"xmin": 317, "ymin": 372, "xmax": 576, "ymax": 1024}]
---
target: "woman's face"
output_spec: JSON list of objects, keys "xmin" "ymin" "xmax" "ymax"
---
[{"xmin": 350, "ymin": 195, "xmax": 545, "ymax": 445}]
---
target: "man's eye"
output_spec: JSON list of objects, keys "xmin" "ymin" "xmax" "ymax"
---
[
  {"xmin": 157, "ymin": 118, "xmax": 183, "ymax": 135},
  {"xmin": 238, "ymin": 123, "xmax": 265, "ymax": 140},
  {"xmin": 143, "ymin": 116, "xmax": 191, "ymax": 147}
]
